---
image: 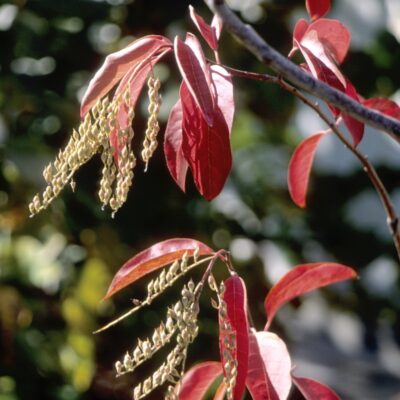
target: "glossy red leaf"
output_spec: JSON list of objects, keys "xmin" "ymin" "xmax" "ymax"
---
[
  {"xmin": 305, "ymin": 19, "xmax": 350, "ymax": 64},
  {"xmin": 219, "ymin": 275, "xmax": 249, "ymax": 400},
  {"xmin": 299, "ymin": 32, "xmax": 346, "ymax": 88},
  {"xmin": 80, "ymin": 35, "xmax": 171, "ymax": 117},
  {"xmin": 105, "ymin": 238, "xmax": 214, "ymax": 299},
  {"xmin": 210, "ymin": 65, "xmax": 235, "ymax": 134},
  {"xmin": 306, "ymin": 0, "xmax": 331, "ymax": 21},
  {"xmin": 363, "ymin": 97, "xmax": 400, "ymax": 120},
  {"xmin": 181, "ymin": 82, "xmax": 232, "ymax": 200},
  {"xmin": 288, "ymin": 132, "xmax": 326, "ymax": 208},
  {"xmin": 264, "ymin": 263, "xmax": 357, "ymax": 329},
  {"xmin": 246, "ymin": 331, "xmax": 279, "ymax": 400},
  {"xmin": 174, "ymin": 36, "xmax": 215, "ymax": 126},
  {"xmin": 189, "ymin": 5, "xmax": 218, "ymax": 50},
  {"xmin": 211, "ymin": 13, "xmax": 223, "ymax": 41},
  {"xmin": 178, "ymin": 361, "xmax": 222, "ymax": 400},
  {"xmin": 292, "ymin": 376, "xmax": 340, "ymax": 400},
  {"xmin": 247, "ymin": 331, "xmax": 292, "ymax": 400},
  {"xmin": 342, "ymin": 80, "xmax": 364, "ymax": 145},
  {"xmin": 164, "ymin": 99, "xmax": 188, "ymax": 192},
  {"xmin": 289, "ymin": 19, "xmax": 309, "ymax": 57}
]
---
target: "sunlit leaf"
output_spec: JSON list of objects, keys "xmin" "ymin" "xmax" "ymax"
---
[
  {"xmin": 105, "ymin": 238, "xmax": 214, "ymax": 299},
  {"xmin": 219, "ymin": 275, "xmax": 249, "ymax": 400},
  {"xmin": 265, "ymin": 263, "xmax": 357, "ymax": 329},
  {"xmin": 174, "ymin": 36, "xmax": 215, "ymax": 126},
  {"xmin": 164, "ymin": 99, "xmax": 188, "ymax": 191},
  {"xmin": 306, "ymin": 0, "xmax": 331, "ymax": 21},
  {"xmin": 189, "ymin": 5, "xmax": 218, "ymax": 50},
  {"xmin": 180, "ymin": 82, "xmax": 232, "ymax": 200},
  {"xmin": 210, "ymin": 65, "xmax": 235, "ymax": 133},
  {"xmin": 81, "ymin": 35, "xmax": 171, "ymax": 117},
  {"xmin": 246, "ymin": 331, "xmax": 292, "ymax": 400},
  {"xmin": 288, "ymin": 132, "xmax": 326, "ymax": 208},
  {"xmin": 178, "ymin": 361, "xmax": 222, "ymax": 400},
  {"xmin": 292, "ymin": 376, "xmax": 340, "ymax": 400}
]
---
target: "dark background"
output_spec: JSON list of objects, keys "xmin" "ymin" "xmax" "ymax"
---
[{"xmin": 1, "ymin": 0, "xmax": 400, "ymax": 399}]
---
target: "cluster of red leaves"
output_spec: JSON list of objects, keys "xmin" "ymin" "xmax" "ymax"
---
[
  {"xmin": 80, "ymin": 6, "xmax": 233, "ymax": 201},
  {"xmin": 105, "ymin": 238, "xmax": 357, "ymax": 399},
  {"xmin": 288, "ymin": 0, "xmax": 400, "ymax": 208}
]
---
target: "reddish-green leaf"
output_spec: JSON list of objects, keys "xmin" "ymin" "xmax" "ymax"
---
[
  {"xmin": 219, "ymin": 275, "xmax": 249, "ymax": 400},
  {"xmin": 288, "ymin": 132, "xmax": 326, "ymax": 208},
  {"xmin": 180, "ymin": 82, "xmax": 232, "ymax": 200},
  {"xmin": 265, "ymin": 263, "xmax": 357, "ymax": 329},
  {"xmin": 105, "ymin": 238, "xmax": 214, "ymax": 299},
  {"xmin": 210, "ymin": 65, "xmax": 235, "ymax": 134},
  {"xmin": 189, "ymin": 5, "xmax": 218, "ymax": 50},
  {"xmin": 174, "ymin": 36, "xmax": 215, "ymax": 126},
  {"xmin": 306, "ymin": 0, "xmax": 331, "ymax": 21},
  {"xmin": 164, "ymin": 99, "xmax": 188, "ymax": 191},
  {"xmin": 292, "ymin": 376, "xmax": 340, "ymax": 400},
  {"xmin": 178, "ymin": 361, "xmax": 222, "ymax": 400},
  {"xmin": 80, "ymin": 35, "xmax": 171, "ymax": 117}
]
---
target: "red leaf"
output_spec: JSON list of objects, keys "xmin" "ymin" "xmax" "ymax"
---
[
  {"xmin": 292, "ymin": 376, "xmax": 340, "ymax": 400},
  {"xmin": 342, "ymin": 80, "xmax": 364, "ymax": 145},
  {"xmin": 164, "ymin": 99, "xmax": 188, "ymax": 192},
  {"xmin": 289, "ymin": 19, "xmax": 309, "ymax": 58},
  {"xmin": 114, "ymin": 48, "xmax": 170, "ymax": 130},
  {"xmin": 219, "ymin": 275, "xmax": 249, "ymax": 400},
  {"xmin": 246, "ymin": 331, "xmax": 279, "ymax": 400},
  {"xmin": 178, "ymin": 361, "xmax": 222, "ymax": 400},
  {"xmin": 288, "ymin": 132, "xmax": 326, "ymax": 208},
  {"xmin": 211, "ymin": 14, "xmax": 223, "ymax": 41},
  {"xmin": 363, "ymin": 97, "xmax": 400, "ymax": 120},
  {"xmin": 210, "ymin": 65, "xmax": 235, "ymax": 134},
  {"xmin": 174, "ymin": 36, "xmax": 215, "ymax": 126},
  {"xmin": 264, "ymin": 263, "xmax": 357, "ymax": 329},
  {"xmin": 246, "ymin": 331, "xmax": 292, "ymax": 400},
  {"xmin": 189, "ymin": 5, "xmax": 218, "ymax": 50},
  {"xmin": 80, "ymin": 35, "xmax": 171, "ymax": 117},
  {"xmin": 181, "ymin": 82, "xmax": 232, "ymax": 200},
  {"xmin": 306, "ymin": 0, "xmax": 331, "ymax": 21},
  {"xmin": 105, "ymin": 238, "xmax": 214, "ymax": 299},
  {"xmin": 304, "ymin": 19, "xmax": 350, "ymax": 64}
]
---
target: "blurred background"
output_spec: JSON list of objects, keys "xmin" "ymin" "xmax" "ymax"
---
[{"xmin": 1, "ymin": 0, "xmax": 400, "ymax": 399}]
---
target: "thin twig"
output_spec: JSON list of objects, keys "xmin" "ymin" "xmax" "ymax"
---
[
  {"xmin": 204, "ymin": 0, "xmax": 400, "ymax": 143},
  {"xmin": 224, "ymin": 65, "xmax": 400, "ymax": 260}
]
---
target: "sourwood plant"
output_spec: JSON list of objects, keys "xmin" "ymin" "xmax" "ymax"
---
[{"xmin": 29, "ymin": 0, "xmax": 400, "ymax": 398}]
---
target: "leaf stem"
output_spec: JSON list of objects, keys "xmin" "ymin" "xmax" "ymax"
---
[
  {"xmin": 223, "ymin": 65, "xmax": 400, "ymax": 261},
  {"xmin": 204, "ymin": 0, "xmax": 400, "ymax": 143}
]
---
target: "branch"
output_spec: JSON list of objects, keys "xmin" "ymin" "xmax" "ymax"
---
[
  {"xmin": 223, "ymin": 65, "xmax": 400, "ymax": 261},
  {"xmin": 204, "ymin": 0, "xmax": 400, "ymax": 143}
]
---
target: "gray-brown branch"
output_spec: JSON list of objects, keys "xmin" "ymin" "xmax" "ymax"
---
[{"xmin": 205, "ymin": 0, "xmax": 400, "ymax": 143}]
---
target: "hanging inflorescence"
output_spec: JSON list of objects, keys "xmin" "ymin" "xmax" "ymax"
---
[
  {"xmin": 215, "ymin": 279, "xmax": 237, "ymax": 400},
  {"xmin": 142, "ymin": 75, "xmax": 162, "ymax": 171},
  {"xmin": 114, "ymin": 280, "xmax": 200, "ymax": 400},
  {"xmin": 95, "ymin": 249, "xmax": 214, "ymax": 400},
  {"xmin": 29, "ymin": 75, "xmax": 162, "ymax": 218}
]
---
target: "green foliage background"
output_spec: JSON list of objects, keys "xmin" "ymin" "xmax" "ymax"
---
[{"xmin": 1, "ymin": 0, "xmax": 399, "ymax": 399}]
